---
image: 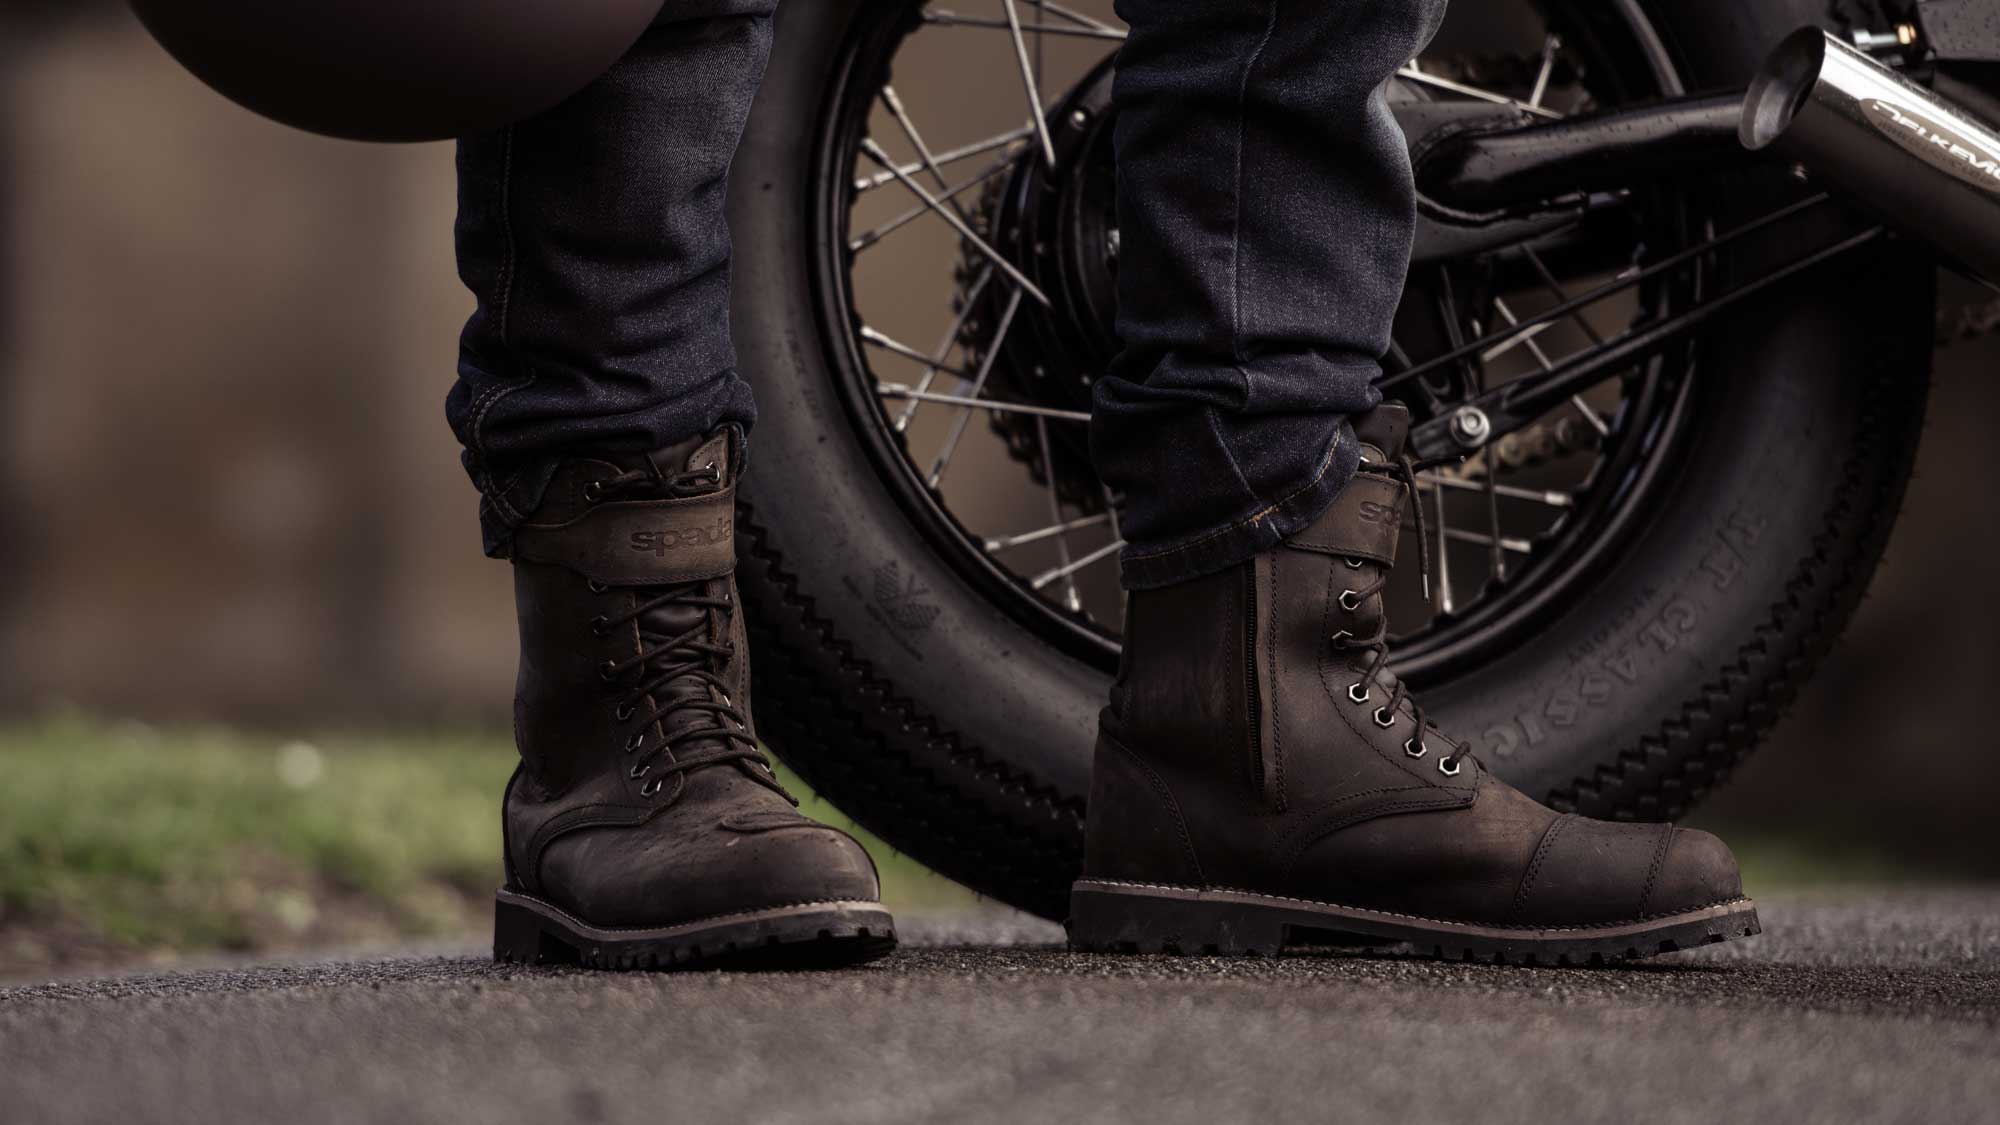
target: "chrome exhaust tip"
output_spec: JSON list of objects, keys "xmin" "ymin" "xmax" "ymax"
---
[{"xmin": 1744, "ymin": 28, "xmax": 2000, "ymax": 281}]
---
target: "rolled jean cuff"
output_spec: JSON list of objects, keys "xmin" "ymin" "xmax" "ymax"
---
[
  {"xmin": 1115, "ymin": 417, "xmax": 1362, "ymax": 590},
  {"xmin": 472, "ymin": 457, "xmax": 564, "ymax": 559},
  {"xmin": 468, "ymin": 415, "xmax": 756, "ymax": 559}
]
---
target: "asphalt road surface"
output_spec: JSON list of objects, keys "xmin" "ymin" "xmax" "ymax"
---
[{"xmin": 5, "ymin": 891, "xmax": 1998, "ymax": 1124}]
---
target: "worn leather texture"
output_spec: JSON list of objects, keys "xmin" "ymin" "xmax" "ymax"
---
[{"xmin": 1086, "ymin": 404, "xmax": 1744, "ymax": 927}]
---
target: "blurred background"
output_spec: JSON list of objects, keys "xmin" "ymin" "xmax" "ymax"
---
[{"xmin": 4, "ymin": 1, "xmax": 1998, "ymax": 978}]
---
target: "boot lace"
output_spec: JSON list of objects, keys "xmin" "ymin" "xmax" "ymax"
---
[
  {"xmin": 585, "ymin": 465, "xmax": 788, "ymax": 802},
  {"xmin": 1332, "ymin": 452, "xmax": 1473, "ymax": 777}
]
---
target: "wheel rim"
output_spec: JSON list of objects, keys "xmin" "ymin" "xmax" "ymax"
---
[{"xmin": 810, "ymin": 0, "xmax": 1701, "ymax": 685}]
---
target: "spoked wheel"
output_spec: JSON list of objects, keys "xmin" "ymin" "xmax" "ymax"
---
[{"xmin": 728, "ymin": 0, "xmax": 1933, "ymax": 920}]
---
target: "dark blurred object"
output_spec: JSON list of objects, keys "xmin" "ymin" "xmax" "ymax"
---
[
  {"xmin": 6, "ymin": 0, "xmax": 117, "ymax": 34},
  {"xmin": 126, "ymin": 0, "xmax": 666, "ymax": 142}
]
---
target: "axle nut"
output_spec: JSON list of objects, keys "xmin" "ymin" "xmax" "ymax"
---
[{"xmin": 1449, "ymin": 406, "xmax": 1492, "ymax": 449}]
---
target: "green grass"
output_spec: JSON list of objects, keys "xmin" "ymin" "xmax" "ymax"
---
[
  {"xmin": 0, "ymin": 715, "xmax": 972, "ymax": 971},
  {"xmin": 0, "ymin": 714, "xmax": 1945, "ymax": 974}
]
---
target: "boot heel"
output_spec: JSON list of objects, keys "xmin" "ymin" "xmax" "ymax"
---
[
  {"xmin": 1069, "ymin": 881, "xmax": 1287, "ymax": 957},
  {"xmin": 493, "ymin": 894, "xmax": 577, "ymax": 966}
]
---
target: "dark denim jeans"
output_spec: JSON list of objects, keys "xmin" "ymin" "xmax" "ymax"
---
[
  {"xmin": 451, "ymin": 0, "xmax": 1445, "ymax": 584},
  {"xmin": 1098, "ymin": 0, "xmax": 1446, "ymax": 588},
  {"xmin": 450, "ymin": 0, "xmax": 772, "ymax": 556}
]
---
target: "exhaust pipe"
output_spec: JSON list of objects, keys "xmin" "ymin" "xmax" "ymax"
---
[{"xmin": 1743, "ymin": 28, "xmax": 2000, "ymax": 282}]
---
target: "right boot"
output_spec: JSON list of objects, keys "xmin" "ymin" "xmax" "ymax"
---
[
  {"xmin": 491, "ymin": 428, "xmax": 897, "ymax": 970},
  {"xmin": 1070, "ymin": 405, "xmax": 1759, "ymax": 964}
]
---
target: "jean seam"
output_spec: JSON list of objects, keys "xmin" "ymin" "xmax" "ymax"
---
[
  {"xmin": 1122, "ymin": 422, "xmax": 1345, "ymax": 563},
  {"xmin": 469, "ymin": 124, "xmax": 540, "ymax": 528},
  {"xmin": 459, "ymin": 129, "xmax": 518, "ymax": 489},
  {"xmin": 496, "ymin": 125, "xmax": 518, "ymax": 346},
  {"xmin": 1228, "ymin": 0, "xmax": 1282, "ymax": 364}
]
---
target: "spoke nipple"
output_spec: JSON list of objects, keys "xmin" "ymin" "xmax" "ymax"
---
[{"xmin": 1449, "ymin": 406, "xmax": 1493, "ymax": 450}]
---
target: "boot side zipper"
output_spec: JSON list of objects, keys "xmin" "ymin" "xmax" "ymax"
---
[{"xmin": 1243, "ymin": 562, "xmax": 1263, "ymax": 799}]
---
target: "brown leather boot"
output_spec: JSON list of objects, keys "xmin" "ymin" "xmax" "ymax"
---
[
  {"xmin": 491, "ymin": 429, "xmax": 896, "ymax": 969},
  {"xmin": 1070, "ymin": 405, "xmax": 1758, "ymax": 964}
]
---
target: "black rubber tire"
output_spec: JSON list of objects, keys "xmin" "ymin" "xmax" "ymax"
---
[{"xmin": 726, "ymin": 0, "xmax": 1934, "ymax": 920}]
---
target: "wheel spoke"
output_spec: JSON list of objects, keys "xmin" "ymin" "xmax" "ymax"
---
[
  {"xmin": 927, "ymin": 286, "xmax": 1027, "ymax": 487},
  {"xmin": 854, "ymin": 124, "xmax": 1034, "ymax": 193},
  {"xmin": 920, "ymin": 8, "xmax": 1128, "ymax": 41},
  {"xmin": 999, "ymin": 0, "xmax": 1062, "ymax": 167},
  {"xmin": 1517, "ymin": 245, "xmax": 1622, "ymax": 436},
  {"xmin": 895, "ymin": 265, "xmax": 995, "ymax": 431},
  {"xmin": 1396, "ymin": 64, "xmax": 1562, "ymax": 119},
  {"xmin": 1519, "ymin": 245, "xmax": 1609, "ymax": 348},
  {"xmin": 1025, "ymin": 0, "xmax": 1125, "ymax": 36},
  {"xmin": 861, "ymin": 325, "xmax": 976, "ymax": 379},
  {"xmin": 880, "ymin": 86, "xmax": 969, "ymax": 223},
  {"xmin": 1528, "ymin": 34, "xmax": 1560, "ymax": 109},
  {"xmin": 1419, "ymin": 471, "xmax": 1571, "ymax": 508},
  {"xmin": 1030, "ymin": 537, "xmax": 1124, "ymax": 593},
  {"xmin": 1410, "ymin": 524, "xmax": 1535, "ymax": 555},
  {"xmin": 1493, "ymin": 296, "xmax": 1611, "ymax": 437},
  {"xmin": 1478, "ymin": 318, "xmax": 1555, "ymax": 364},
  {"xmin": 849, "ymin": 158, "xmax": 1014, "ymax": 253},
  {"xmin": 984, "ymin": 511, "xmax": 1112, "ymax": 553},
  {"xmin": 879, "ymin": 383, "xmax": 1091, "ymax": 423},
  {"xmin": 1033, "ymin": 414, "xmax": 1085, "ymax": 611},
  {"xmin": 860, "ymin": 138, "xmax": 1052, "ymax": 307}
]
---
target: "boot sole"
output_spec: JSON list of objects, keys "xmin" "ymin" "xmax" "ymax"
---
[
  {"xmin": 494, "ymin": 889, "xmax": 897, "ymax": 971},
  {"xmin": 1069, "ymin": 879, "xmax": 1760, "ymax": 965}
]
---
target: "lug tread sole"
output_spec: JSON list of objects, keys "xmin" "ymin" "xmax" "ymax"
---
[
  {"xmin": 493, "ymin": 890, "xmax": 897, "ymax": 972},
  {"xmin": 1068, "ymin": 879, "xmax": 1760, "ymax": 965}
]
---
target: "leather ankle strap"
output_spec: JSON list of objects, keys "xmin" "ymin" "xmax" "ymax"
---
[
  {"xmin": 512, "ymin": 486, "xmax": 735, "ymax": 586},
  {"xmin": 1284, "ymin": 472, "xmax": 1405, "ymax": 565}
]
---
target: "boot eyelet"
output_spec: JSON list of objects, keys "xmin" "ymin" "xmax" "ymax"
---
[
  {"xmin": 590, "ymin": 616, "xmax": 611, "ymax": 637},
  {"xmin": 624, "ymin": 732, "xmax": 645, "ymax": 752},
  {"xmin": 1345, "ymin": 557, "xmax": 1365, "ymax": 569},
  {"xmin": 587, "ymin": 580, "xmax": 610, "ymax": 595},
  {"xmin": 1404, "ymin": 738, "xmax": 1428, "ymax": 759},
  {"xmin": 583, "ymin": 481, "xmax": 606, "ymax": 504},
  {"xmin": 1438, "ymin": 757, "xmax": 1463, "ymax": 777},
  {"xmin": 614, "ymin": 703, "xmax": 636, "ymax": 722},
  {"xmin": 1348, "ymin": 682, "xmax": 1371, "ymax": 704},
  {"xmin": 629, "ymin": 762, "xmax": 651, "ymax": 779},
  {"xmin": 1339, "ymin": 589, "xmax": 1363, "ymax": 612},
  {"xmin": 598, "ymin": 660, "xmax": 620, "ymax": 682},
  {"xmin": 1330, "ymin": 629, "xmax": 1353, "ymax": 648},
  {"xmin": 640, "ymin": 777, "xmax": 665, "ymax": 797},
  {"xmin": 1372, "ymin": 707, "xmax": 1396, "ymax": 729}
]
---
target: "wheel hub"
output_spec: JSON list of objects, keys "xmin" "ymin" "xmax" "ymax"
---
[{"xmin": 973, "ymin": 57, "xmax": 1121, "ymax": 418}]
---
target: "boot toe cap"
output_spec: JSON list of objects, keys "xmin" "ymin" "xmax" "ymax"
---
[
  {"xmin": 713, "ymin": 821, "xmax": 884, "ymax": 909},
  {"xmin": 1513, "ymin": 817, "xmax": 1742, "ymax": 926},
  {"xmin": 537, "ymin": 817, "xmax": 883, "ymax": 928},
  {"xmin": 1648, "ymin": 826, "xmax": 1745, "ymax": 915}
]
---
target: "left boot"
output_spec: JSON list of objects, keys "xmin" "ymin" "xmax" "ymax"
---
[{"xmin": 491, "ymin": 429, "xmax": 896, "ymax": 970}]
